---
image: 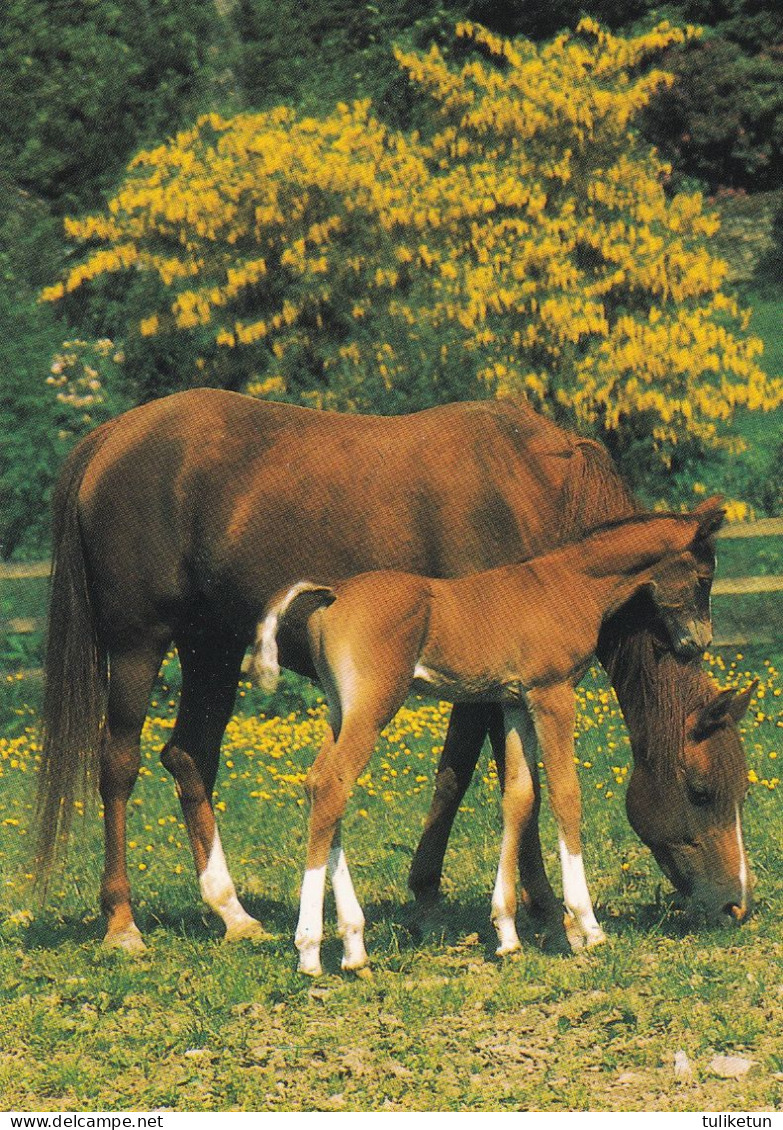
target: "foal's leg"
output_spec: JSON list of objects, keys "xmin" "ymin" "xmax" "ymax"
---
[
  {"xmin": 161, "ymin": 634, "xmax": 266, "ymax": 942},
  {"xmin": 408, "ymin": 703, "xmax": 490, "ymax": 905},
  {"xmin": 100, "ymin": 640, "xmax": 168, "ymax": 953},
  {"xmin": 491, "ymin": 707, "xmax": 536, "ymax": 956},
  {"xmin": 296, "ymin": 714, "xmax": 382, "ymax": 975},
  {"xmin": 487, "ymin": 708, "xmax": 563, "ymax": 936},
  {"xmin": 329, "ymin": 819, "xmax": 369, "ymax": 972},
  {"xmin": 528, "ymin": 684, "xmax": 606, "ymax": 950}
]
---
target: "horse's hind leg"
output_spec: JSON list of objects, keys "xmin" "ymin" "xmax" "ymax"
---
[
  {"xmin": 101, "ymin": 640, "xmax": 168, "ymax": 953},
  {"xmin": 161, "ymin": 633, "xmax": 266, "ymax": 942},
  {"xmin": 297, "ymin": 713, "xmax": 382, "ymax": 976},
  {"xmin": 407, "ymin": 703, "xmax": 489, "ymax": 905}
]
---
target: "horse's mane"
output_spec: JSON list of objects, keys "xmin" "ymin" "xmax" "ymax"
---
[
  {"xmin": 598, "ymin": 611, "xmax": 745, "ymax": 809},
  {"xmin": 558, "ymin": 437, "xmax": 743, "ymax": 802}
]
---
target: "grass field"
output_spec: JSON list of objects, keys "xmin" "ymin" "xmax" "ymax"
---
[{"xmin": 0, "ymin": 647, "xmax": 780, "ymax": 1113}]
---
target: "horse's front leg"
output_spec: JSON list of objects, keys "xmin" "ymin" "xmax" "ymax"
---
[
  {"xmin": 487, "ymin": 707, "xmax": 565, "ymax": 943},
  {"xmin": 528, "ymin": 684, "xmax": 606, "ymax": 951},
  {"xmin": 491, "ymin": 707, "xmax": 536, "ymax": 956},
  {"xmin": 408, "ymin": 703, "xmax": 490, "ymax": 905}
]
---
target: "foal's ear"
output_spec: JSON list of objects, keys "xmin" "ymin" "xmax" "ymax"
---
[
  {"xmin": 689, "ymin": 680, "xmax": 758, "ymax": 741},
  {"xmin": 691, "ymin": 495, "xmax": 726, "ymax": 542}
]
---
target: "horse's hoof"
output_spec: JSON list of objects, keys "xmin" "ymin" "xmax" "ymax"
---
[
  {"xmin": 348, "ymin": 963, "xmax": 373, "ymax": 981},
  {"xmin": 224, "ymin": 918, "xmax": 273, "ymax": 944},
  {"xmin": 563, "ymin": 914, "xmax": 607, "ymax": 952},
  {"xmin": 297, "ymin": 940, "xmax": 323, "ymax": 977},
  {"xmin": 583, "ymin": 927, "xmax": 607, "ymax": 949},
  {"xmin": 495, "ymin": 941, "xmax": 523, "ymax": 959},
  {"xmin": 103, "ymin": 924, "xmax": 147, "ymax": 955},
  {"xmin": 298, "ymin": 960, "xmax": 323, "ymax": 977},
  {"xmin": 412, "ymin": 901, "xmax": 451, "ymax": 941}
]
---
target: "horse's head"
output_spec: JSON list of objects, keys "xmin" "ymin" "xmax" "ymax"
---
[
  {"xmin": 625, "ymin": 681, "xmax": 756, "ymax": 922},
  {"xmin": 645, "ymin": 496, "xmax": 724, "ymax": 660}
]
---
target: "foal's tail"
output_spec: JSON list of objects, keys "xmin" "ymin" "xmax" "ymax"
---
[
  {"xmin": 37, "ymin": 421, "xmax": 115, "ymax": 882},
  {"xmin": 252, "ymin": 581, "xmax": 336, "ymax": 693}
]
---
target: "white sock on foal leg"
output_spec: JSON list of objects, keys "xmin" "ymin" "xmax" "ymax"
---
[
  {"xmin": 328, "ymin": 845, "xmax": 368, "ymax": 970},
  {"xmin": 491, "ymin": 866, "xmax": 522, "ymax": 956},
  {"xmin": 200, "ymin": 828, "xmax": 263, "ymax": 940},
  {"xmin": 558, "ymin": 837, "xmax": 606, "ymax": 949},
  {"xmin": 296, "ymin": 864, "xmax": 327, "ymax": 975},
  {"xmin": 491, "ymin": 828, "xmax": 523, "ymax": 956}
]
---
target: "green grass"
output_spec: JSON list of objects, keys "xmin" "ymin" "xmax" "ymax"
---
[{"xmin": 0, "ymin": 652, "xmax": 780, "ymax": 1112}]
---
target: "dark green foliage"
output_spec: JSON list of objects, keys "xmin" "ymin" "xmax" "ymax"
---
[
  {"xmin": 462, "ymin": 0, "xmax": 650, "ymax": 40},
  {"xmin": 234, "ymin": 0, "xmax": 458, "ymax": 129},
  {"xmin": 644, "ymin": 36, "xmax": 783, "ymax": 192},
  {"xmin": 0, "ymin": 0, "xmax": 222, "ymax": 215},
  {"xmin": 0, "ymin": 189, "xmax": 64, "ymax": 559},
  {"xmin": 0, "ymin": 291, "xmax": 62, "ymax": 560},
  {"xmin": 679, "ymin": 0, "xmax": 783, "ymax": 54}
]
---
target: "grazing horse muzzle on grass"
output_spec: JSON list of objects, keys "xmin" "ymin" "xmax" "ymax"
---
[{"xmin": 254, "ymin": 507, "xmax": 725, "ymax": 974}]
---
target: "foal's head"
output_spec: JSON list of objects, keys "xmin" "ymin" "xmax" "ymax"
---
[{"xmin": 644, "ymin": 498, "xmax": 724, "ymax": 661}]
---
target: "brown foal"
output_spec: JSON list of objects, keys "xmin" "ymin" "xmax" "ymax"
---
[{"xmin": 253, "ymin": 505, "xmax": 724, "ymax": 974}]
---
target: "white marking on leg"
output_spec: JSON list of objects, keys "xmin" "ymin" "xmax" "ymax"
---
[
  {"xmin": 558, "ymin": 836, "xmax": 606, "ymax": 948},
  {"xmin": 492, "ymin": 720, "xmax": 525, "ymax": 957},
  {"xmin": 328, "ymin": 845, "xmax": 368, "ymax": 970},
  {"xmin": 295, "ymin": 864, "xmax": 327, "ymax": 975},
  {"xmin": 735, "ymin": 804, "xmax": 749, "ymax": 915},
  {"xmin": 491, "ymin": 855, "xmax": 522, "ymax": 956},
  {"xmin": 199, "ymin": 828, "xmax": 261, "ymax": 939}
]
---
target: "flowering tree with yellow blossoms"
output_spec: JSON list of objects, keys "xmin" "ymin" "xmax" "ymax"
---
[{"xmin": 43, "ymin": 19, "xmax": 782, "ymax": 490}]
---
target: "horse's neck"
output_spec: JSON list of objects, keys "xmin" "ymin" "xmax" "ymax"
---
[
  {"xmin": 597, "ymin": 617, "xmax": 692, "ymax": 764},
  {"xmin": 580, "ymin": 516, "xmax": 685, "ymax": 577}
]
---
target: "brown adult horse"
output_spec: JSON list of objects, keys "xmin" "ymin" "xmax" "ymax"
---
[{"xmin": 38, "ymin": 389, "xmax": 753, "ymax": 952}]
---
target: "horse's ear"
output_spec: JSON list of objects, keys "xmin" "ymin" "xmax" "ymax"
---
[
  {"xmin": 689, "ymin": 680, "xmax": 757, "ymax": 741},
  {"xmin": 691, "ymin": 495, "xmax": 726, "ymax": 542},
  {"xmin": 727, "ymin": 680, "xmax": 758, "ymax": 721}
]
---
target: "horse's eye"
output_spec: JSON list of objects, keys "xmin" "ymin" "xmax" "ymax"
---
[{"xmin": 687, "ymin": 782, "xmax": 713, "ymax": 808}]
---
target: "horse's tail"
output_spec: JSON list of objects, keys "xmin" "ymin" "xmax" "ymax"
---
[
  {"xmin": 561, "ymin": 436, "xmax": 638, "ymax": 539},
  {"xmin": 37, "ymin": 421, "xmax": 116, "ymax": 882},
  {"xmin": 252, "ymin": 581, "xmax": 337, "ymax": 693}
]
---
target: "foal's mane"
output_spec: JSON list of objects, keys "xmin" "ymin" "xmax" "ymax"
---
[{"xmin": 558, "ymin": 438, "xmax": 743, "ymax": 801}]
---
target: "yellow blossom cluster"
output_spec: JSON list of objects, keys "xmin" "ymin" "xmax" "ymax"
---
[{"xmin": 41, "ymin": 21, "xmax": 782, "ymax": 464}]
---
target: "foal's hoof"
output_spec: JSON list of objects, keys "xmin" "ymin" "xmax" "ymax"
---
[
  {"xmin": 297, "ymin": 941, "xmax": 323, "ymax": 977},
  {"xmin": 410, "ymin": 901, "xmax": 451, "ymax": 941},
  {"xmin": 224, "ymin": 918, "xmax": 274, "ymax": 944},
  {"xmin": 347, "ymin": 963, "xmax": 373, "ymax": 981},
  {"xmin": 298, "ymin": 960, "xmax": 323, "ymax": 978},
  {"xmin": 495, "ymin": 940, "xmax": 523, "ymax": 959},
  {"xmin": 583, "ymin": 927, "xmax": 607, "ymax": 950},
  {"xmin": 564, "ymin": 914, "xmax": 607, "ymax": 952},
  {"xmin": 103, "ymin": 924, "xmax": 147, "ymax": 955}
]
